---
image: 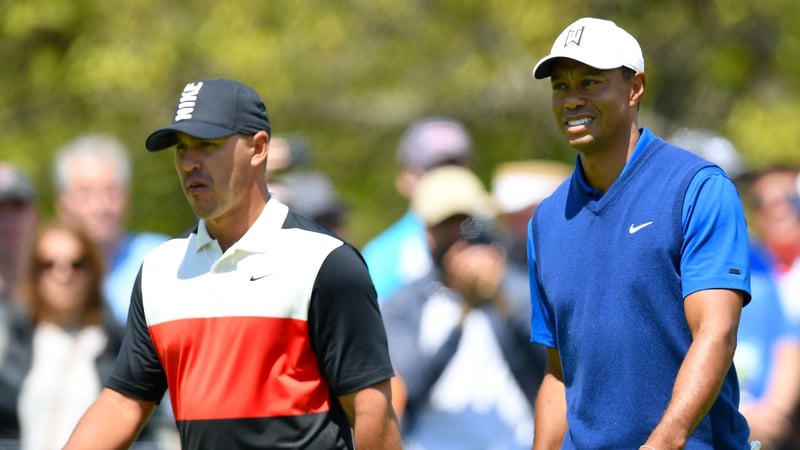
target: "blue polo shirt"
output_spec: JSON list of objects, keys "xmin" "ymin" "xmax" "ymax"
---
[
  {"xmin": 542, "ymin": 127, "xmax": 750, "ymax": 312},
  {"xmin": 527, "ymin": 128, "xmax": 751, "ymax": 448}
]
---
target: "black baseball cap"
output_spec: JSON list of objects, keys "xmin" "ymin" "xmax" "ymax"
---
[{"xmin": 145, "ymin": 78, "xmax": 271, "ymax": 152}]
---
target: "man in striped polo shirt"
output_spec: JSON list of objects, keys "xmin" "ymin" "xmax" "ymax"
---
[{"xmin": 65, "ymin": 78, "xmax": 401, "ymax": 449}]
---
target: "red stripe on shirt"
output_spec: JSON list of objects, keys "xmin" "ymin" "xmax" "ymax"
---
[{"xmin": 148, "ymin": 316, "xmax": 331, "ymax": 421}]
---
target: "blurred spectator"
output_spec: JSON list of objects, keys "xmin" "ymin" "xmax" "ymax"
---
[
  {"xmin": 380, "ymin": 165, "xmax": 546, "ymax": 450},
  {"xmin": 671, "ymin": 129, "xmax": 800, "ymax": 449},
  {"xmin": 362, "ymin": 116, "xmax": 473, "ymax": 301},
  {"xmin": 738, "ymin": 245, "xmax": 800, "ymax": 450},
  {"xmin": 0, "ymin": 162, "xmax": 38, "ymax": 395},
  {"xmin": 265, "ymin": 134, "xmax": 312, "ymax": 183},
  {"xmin": 669, "ymin": 128, "xmax": 750, "ymax": 179},
  {"xmin": 0, "ymin": 163, "xmax": 38, "ymax": 305},
  {"xmin": 490, "ymin": 160, "xmax": 572, "ymax": 319},
  {"xmin": 274, "ymin": 170, "xmax": 349, "ymax": 239},
  {"xmin": 0, "ymin": 220, "xmax": 162, "ymax": 449},
  {"xmin": 265, "ymin": 134, "xmax": 349, "ymax": 238},
  {"xmin": 746, "ymin": 166, "xmax": 800, "ymax": 317},
  {"xmin": 53, "ymin": 134, "xmax": 169, "ymax": 325},
  {"xmin": 744, "ymin": 165, "xmax": 800, "ymax": 450},
  {"xmin": 52, "ymin": 135, "xmax": 179, "ymax": 447},
  {"xmin": 490, "ymin": 160, "xmax": 572, "ymax": 268}
]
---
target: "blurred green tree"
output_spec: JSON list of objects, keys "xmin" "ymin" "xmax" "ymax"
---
[{"xmin": 0, "ymin": 0, "xmax": 797, "ymax": 245}]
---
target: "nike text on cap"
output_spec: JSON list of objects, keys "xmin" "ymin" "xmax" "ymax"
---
[
  {"xmin": 145, "ymin": 78, "xmax": 271, "ymax": 152},
  {"xmin": 532, "ymin": 17, "xmax": 644, "ymax": 79}
]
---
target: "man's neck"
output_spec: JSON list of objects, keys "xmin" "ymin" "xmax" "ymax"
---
[
  {"xmin": 206, "ymin": 197, "xmax": 269, "ymax": 253},
  {"xmin": 578, "ymin": 126, "xmax": 641, "ymax": 194}
]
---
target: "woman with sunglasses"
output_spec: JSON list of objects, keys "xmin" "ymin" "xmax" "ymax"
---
[{"xmin": 0, "ymin": 220, "xmax": 154, "ymax": 449}]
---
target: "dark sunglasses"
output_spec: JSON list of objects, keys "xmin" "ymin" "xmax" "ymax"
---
[{"xmin": 37, "ymin": 258, "xmax": 88, "ymax": 272}]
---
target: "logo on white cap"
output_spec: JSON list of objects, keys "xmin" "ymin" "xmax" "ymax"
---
[{"xmin": 564, "ymin": 26, "xmax": 584, "ymax": 47}]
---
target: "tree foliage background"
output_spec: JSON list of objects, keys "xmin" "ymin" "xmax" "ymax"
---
[{"xmin": 3, "ymin": 0, "xmax": 800, "ymax": 246}]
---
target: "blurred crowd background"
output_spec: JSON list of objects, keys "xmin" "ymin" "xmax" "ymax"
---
[
  {"xmin": 2, "ymin": 0, "xmax": 799, "ymax": 246},
  {"xmin": 4, "ymin": 1, "xmax": 800, "ymax": 448}
]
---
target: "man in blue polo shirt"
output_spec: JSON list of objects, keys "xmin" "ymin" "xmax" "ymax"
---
[{"xmin": 527, "ymin": 17, "xmax": 753, "ymax": 449}]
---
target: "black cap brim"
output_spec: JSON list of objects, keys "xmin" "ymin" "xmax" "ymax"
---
[
  {"xmin": 532, "ymin": 57, "xmax": 557, "ymax": 79},
  {"xmin": 145, "ymin": 121, "xmax": 237, "ymax": 151}
]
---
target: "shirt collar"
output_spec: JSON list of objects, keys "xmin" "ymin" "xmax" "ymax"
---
[
  {"xmin": 574, "ymin": 127, "xmax": 654, "ymax": 198},
  {"xmin": 623, "ymin": 127, "xmax": 655, "ymax": 176},
  {"xmin": 194, "ymin": 199, "xmax": 289, "ymax": 254}
]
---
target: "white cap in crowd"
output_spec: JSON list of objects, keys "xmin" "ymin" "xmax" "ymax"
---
[{"xmin": 491, "ymin": 160, "xmax": 573, "ymax": 214}]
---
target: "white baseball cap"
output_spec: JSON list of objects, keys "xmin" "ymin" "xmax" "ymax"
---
[
  {"xmin": 491, "ymin": 160, "xmax": 572, "ymax": 214},
  {"xmin": 532, "ymin": 17, "xmax": 644, "ymax": 79}
]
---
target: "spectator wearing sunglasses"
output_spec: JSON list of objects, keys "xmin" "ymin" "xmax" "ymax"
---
[{"xmin": 0, "ymin": 220, "xmax": 162, "ymax": 449}]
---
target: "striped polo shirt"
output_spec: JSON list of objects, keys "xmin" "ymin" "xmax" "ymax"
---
[{"xmin": 108, "ymin": 199, "xmax": 393, "ymax": 449}]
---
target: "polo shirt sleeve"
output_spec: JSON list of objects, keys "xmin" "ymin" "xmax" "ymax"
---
[
  {"xmin": 528, "ymin": 214, "xmax": 557, "ymax": 348},
  {"xmin": 681, "ymin": 166, "xmax": 751, "ymax": 304},
  {"xmin": 106, "ymin": 268, "xmax": 169, "ymax": 402},
  {"xmin": 308, "ymin": 244, "xmax": 395, "ymax": 396}
]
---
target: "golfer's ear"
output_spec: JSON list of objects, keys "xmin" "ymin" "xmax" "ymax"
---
[{"xmin": 252, "ymin": 131, "xmax": 270, "ymax": 167}]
